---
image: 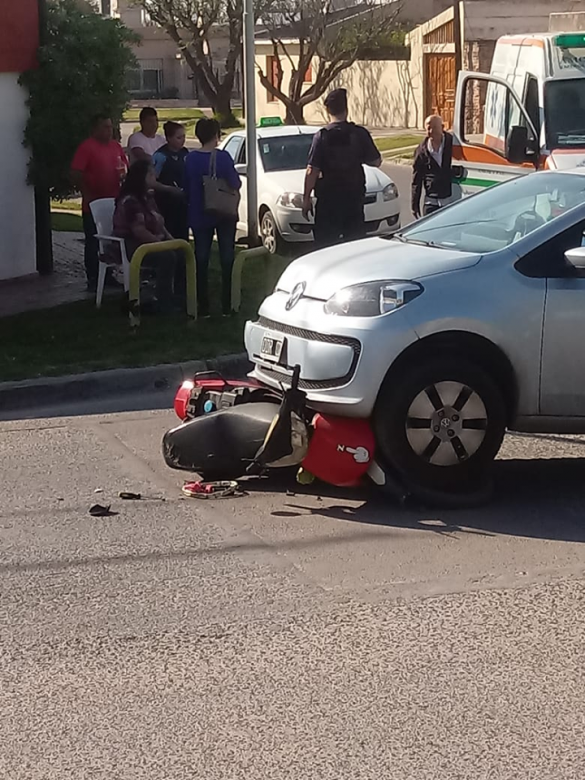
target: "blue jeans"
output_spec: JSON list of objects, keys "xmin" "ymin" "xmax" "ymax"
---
[{"xmin": 193, "ymin": 221, "xmax": 237, "ymax": 315}]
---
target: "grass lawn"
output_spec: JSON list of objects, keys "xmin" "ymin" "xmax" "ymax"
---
[
  {"xmin": 123, "ymin": 107, "xmax": 206, "ymax": 123},
  {"xmin": 375, "ymin": 134, "xmax": 423, "ymax": 153},
  {"xmin": 51, "ymin": 212, "xmax": 83, "ymax": 232},
  {"xmin": 0, "ymin": 252, "xmax": 290, "ymax": 382}
]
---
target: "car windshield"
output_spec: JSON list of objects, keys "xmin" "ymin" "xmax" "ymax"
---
[
  {"xmin": 545, "ymin": 78, "xmax": 585, "ymax": 148},
  {"xmin": 397, "ymin": 173, "xmax": 585, "ymax": 254},
  {"xmin": 259, "ymin": 134, "xmax": 315, "ymax": 172}
]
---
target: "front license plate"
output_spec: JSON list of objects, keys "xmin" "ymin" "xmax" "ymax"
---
[{"xmin": 261, "ymin": 333, "xmax": 285, "ymax": 362}]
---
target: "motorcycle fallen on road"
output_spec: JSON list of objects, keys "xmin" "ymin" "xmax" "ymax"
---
[{"xmin": 162, "ymin": 366, "xmax": 493, "ymax": 507}]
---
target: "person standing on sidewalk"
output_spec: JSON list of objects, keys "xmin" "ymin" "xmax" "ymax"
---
[
  {"xmin": 302, "ymin": 88, "xmax": 382, "ymax": 249},
  {"xmin": 184, "ymin": 118, "xmax": 241, "ymax": 318},
  {"xmin": 71, "ymin": 114, "xmax": 128, "ymax": 292},
  {"xmin": 411, "ymin": 115, "xmax": 455, "ymax": 219},
  {"xmin": 128, "ymin": 107, "xmax": 165, "ymax": 164}
]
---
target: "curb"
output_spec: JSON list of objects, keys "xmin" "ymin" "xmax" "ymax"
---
[{"xmin": 0, "ymin": 352, "xmax": 252, "ymax": 413}]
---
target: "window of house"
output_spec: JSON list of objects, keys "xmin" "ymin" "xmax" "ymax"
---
[
  {"xmin": 303, "ymin": 63, "xmax": 313, "ymax": 83},
  {"xmin": 266, "ymin": 55, "xmax": 279, "ymax": 102}
]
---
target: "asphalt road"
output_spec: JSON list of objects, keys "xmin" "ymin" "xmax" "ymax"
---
[{"xmin": 2, "ymin": 394, "xmax": 585, "ymax": 779}]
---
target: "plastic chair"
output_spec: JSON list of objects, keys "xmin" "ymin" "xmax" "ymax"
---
[{"xmin": 89, "ymin": 198, "xmax": 130, "ymax": 308}]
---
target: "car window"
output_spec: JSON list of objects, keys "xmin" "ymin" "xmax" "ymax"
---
[
  {"xmin": 545, "ymin": 79, "xmax": 585, "ymax": 149},
  {"xmin": 516, "ymin": 218, "xmax": 585, "ymax": 278},
  {"xmin": 259, "ymin": 134, "xmax": 314, "ymax": 172},
  {"xmin": 399, "ymin": 173, "xmax": 585, "ymax": 254},
  {"xmin": 224, "ymin": 135, "xmax": 244, "ymax": 162}
]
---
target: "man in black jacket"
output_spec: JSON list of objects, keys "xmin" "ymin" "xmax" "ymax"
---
[
  {"xmin": 412, "ymin": 115, "xmax": 456, "ymax": 219},
  {"xmin": 303, "ymin": 88, "xmax": 382, "ymax": 248}
]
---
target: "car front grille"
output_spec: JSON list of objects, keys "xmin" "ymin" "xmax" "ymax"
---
[{"xmin": 254, "ymin": 316, "xmax": 362, "ymax": 390}]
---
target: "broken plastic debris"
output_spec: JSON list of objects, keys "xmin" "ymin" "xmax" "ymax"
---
[{"xmin": 89, "ymin": 504, "xmax": 116, "ymax": 517}]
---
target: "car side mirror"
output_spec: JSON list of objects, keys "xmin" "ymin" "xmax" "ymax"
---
[
  {"xmin": 506, "ymin": 126, "xmax": 534, "ymax": 164},
  {"xmin": 235, "ymin": 163, "xmax": 247, "ymax": 176},
  {"xmin": 565, "ymin": 246, "xmax": 585, "ymax": 269}
]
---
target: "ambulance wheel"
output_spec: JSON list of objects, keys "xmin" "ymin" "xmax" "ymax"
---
[
  {"xmin": 373, "ymin": 357, "xmax": 506, "ymax": 499},
  {"xmin": 260, "ymin": 210, "xmax": 283, "ymax": 255}
]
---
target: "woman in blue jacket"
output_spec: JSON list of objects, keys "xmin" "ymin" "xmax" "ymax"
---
[{"xmin": 184, "ymin": 118, "xmax": 241, "ymax": 317}]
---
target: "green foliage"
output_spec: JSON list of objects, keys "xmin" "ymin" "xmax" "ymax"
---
[{"xmin": 19, "ymin": 0, "xmax": 138, "ymax": 199}]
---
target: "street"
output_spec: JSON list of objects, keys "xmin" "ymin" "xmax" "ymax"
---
[{"xmin": 1, "ymin": 394, "xmax": 585, "ymax": 779}]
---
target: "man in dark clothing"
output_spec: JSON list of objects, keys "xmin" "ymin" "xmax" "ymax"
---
[
  {"xmin": 412, "ymin": 115, "xmax": 456, "ymax": 219},
  {"xmin": 302, "ymin": 88, "xmax": 382, "ymax": 249}
]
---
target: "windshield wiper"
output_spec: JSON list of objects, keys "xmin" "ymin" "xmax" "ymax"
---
[{"xmin": 392, "ymin": 233, "xmax": 435, "ymax": 247}]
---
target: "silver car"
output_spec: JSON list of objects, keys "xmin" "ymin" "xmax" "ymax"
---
[{"xmin": 245, "ymin": 169, "xmax": 585, "ymax": 497}]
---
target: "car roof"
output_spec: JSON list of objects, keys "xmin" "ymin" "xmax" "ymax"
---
[{"xmin": 230, "ymin": 125, "xmax": 320, "ymax": 140}]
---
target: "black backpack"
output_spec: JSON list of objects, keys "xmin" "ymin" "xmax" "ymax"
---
[{"xmin": 316, "ymin": 123, "xmax": 365, "ymax": 195}]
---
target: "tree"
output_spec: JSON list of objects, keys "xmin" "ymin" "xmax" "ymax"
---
[
  {"xmin": 20, "ymin": 0, "xmax": 138, "ymax": 200},
  {"xmin": 135, "ymin": 0, "xmax": 249, "ymax": 127},
  {"xmin": 257, "ymin": 0, "xmax": 402, "ymax": 124}
]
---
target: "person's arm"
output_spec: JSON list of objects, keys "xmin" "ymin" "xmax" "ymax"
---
[
  {"xmin": 360, "ymin": 128, "xmax": 382, "ymax": 168},
  {"xmin": 129, "ymin": 212, "xmax": 161, "ymax": 244},
  {"xmin": 302, "ymin": 166, "xmax": 319, "ymax": 221},
  {"xmin": 411, "ymin": 145, "xmax": 424, "ymax": 219},
  {"xmin": 302, "ymin": 132, "xmax": 322, "ymax": 220},
  {"xmin": 220, "ymin": 151, "xmax": 242, "ymax": 190},
  {"xmin": 70, "ymin": 141, "xmax": 89, "ymax": 198},
  {"xmin": 152, "ymin": 151, "xmax": 182, "ymax": 196}
]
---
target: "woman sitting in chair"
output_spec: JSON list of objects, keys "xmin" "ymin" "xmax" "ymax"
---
[{"xmin": 113, "ymin": 160, "xmax": 177, "ymax": 312}]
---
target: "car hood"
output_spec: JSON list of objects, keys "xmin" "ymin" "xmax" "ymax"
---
[
  {"xmin": 277, "ymin": 237, "xmax": 479, "ymax": 299},
  {"xmin": 263, "ymin": 166, "xmax": 392, "ymax": 195}
]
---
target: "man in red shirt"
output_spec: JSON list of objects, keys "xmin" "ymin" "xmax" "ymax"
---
[{"xmin": 71, "ymin": 115, "xmax": 128, "ymax": 290}]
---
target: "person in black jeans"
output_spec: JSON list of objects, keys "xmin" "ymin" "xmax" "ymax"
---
[
  {"xmin": 153, "ymin": 121, "xmax": 190, "ymax": 297},
  {"xmin": 302, "ymin": 88, "xmax": 382, "ymax": 249},
  {"xmin": 412, "ymin": 115, "xmax": 456, "ymax": 219},
  {"xmin": 184, "ymin": 118, "xmax": 241, "ymax": 317}
]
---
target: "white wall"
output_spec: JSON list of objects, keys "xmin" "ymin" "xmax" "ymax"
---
[{"xmin": 0, "ymin": 74, "xmax": 36, "ymax": 280}]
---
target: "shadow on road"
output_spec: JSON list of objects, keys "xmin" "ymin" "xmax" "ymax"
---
[{"xmin": 244, "ymin": 456, "xmax": 585, "ymax": 544}]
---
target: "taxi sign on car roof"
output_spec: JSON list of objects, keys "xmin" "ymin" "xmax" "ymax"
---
[{"xmin": 259, "ymin": 117, "xmax": 283, "ymax": 127}]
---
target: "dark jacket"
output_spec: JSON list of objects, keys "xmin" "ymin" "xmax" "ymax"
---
[{"xmin": 411, "ymin": 132, "xmax": 454, "ymax": 214}]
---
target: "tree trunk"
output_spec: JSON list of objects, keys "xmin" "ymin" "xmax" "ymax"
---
[
  {"xmin": 34, "ymin": 184, "xmax": 53, "ymax": 276},
  {"xmin": 284, "ymin": 102, "xmax": 305, "ymax": 125},
  {"xmin": 214, "ymin": 85, "xmax": 238, "ymax": 128}
]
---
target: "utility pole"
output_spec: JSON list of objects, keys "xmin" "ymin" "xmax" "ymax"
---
[
  {"xmin": 453, "ymin": 0, "xmax": 463, "ymax": 74},
  {"xmin": 35, "ymin": 0, "xmax": 53, "ymax": 275},
  {"xmin": 243, "ymin": 0, "xmax": 260, "ymax": 246}
]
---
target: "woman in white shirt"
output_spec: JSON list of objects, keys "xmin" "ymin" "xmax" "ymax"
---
[{"xmin": 128, "ymin": 107, "xmax": 166, "ymax": 164}]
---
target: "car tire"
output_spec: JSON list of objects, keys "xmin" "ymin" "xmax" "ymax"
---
[
  {"xmin": 260, "ymin": 210, "xmax": 283, "ymax": 255},
  {"xmin": 373, "ymin": 357, "xmax": 506, "ymax": 498}
]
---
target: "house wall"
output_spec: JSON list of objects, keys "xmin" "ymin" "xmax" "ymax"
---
[
  {"xmin": 0, "ymin": 0, "xmax": 38, "ymax": 281},
  {"xmin": 461, "ymin": 0, "xmax": 584, "ymax": 40},
  {"xmin": 254, "ymin": 43, "xmax": 422, "ymax": 129}
]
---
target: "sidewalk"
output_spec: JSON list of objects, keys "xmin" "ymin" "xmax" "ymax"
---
[{"xmin": 0, "ymin": 232, "xmax": 88, "ymax": 318}]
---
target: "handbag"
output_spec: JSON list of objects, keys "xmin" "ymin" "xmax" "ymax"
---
[{"xmin": 202, "ymin": 150, "xmax": 240, "ymax": 219}]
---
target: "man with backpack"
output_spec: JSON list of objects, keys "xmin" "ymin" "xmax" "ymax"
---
[{"xmin": 302, "ymin": 88, "xmax": 382, "ymax": 249}]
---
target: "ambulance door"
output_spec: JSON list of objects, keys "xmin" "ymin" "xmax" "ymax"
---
[{"xmin": 452, "ymin": 72, "xmax": 539, "ymax": 198}]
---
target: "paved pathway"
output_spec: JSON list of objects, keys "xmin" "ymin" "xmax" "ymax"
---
[{"xmin": 0, "ymin": 233, "xmax": 88, "ymax": 318}]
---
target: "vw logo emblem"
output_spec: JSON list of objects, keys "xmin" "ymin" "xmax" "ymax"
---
[{"xmin": 285, "ymin": 281, "xmax": 306, "ymax": 311}]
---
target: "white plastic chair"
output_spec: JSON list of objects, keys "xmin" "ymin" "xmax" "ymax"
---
[{"xmin": 90, "ymin": 198, "xmax": 130, "ymax": 308}]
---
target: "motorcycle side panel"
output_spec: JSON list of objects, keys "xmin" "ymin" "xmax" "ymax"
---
[{"xmin": 162, "ymin": 402, "xmax": 279, "ymax": 479}]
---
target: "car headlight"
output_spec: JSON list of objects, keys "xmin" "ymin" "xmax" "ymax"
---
[
  {"xmin": 324, "ymin": 281, "xmax": 423, "ymax": 317},
  {"xmin": 383, "ymin": 182, "xmax": 399, "ymax": 201},
  {"xmin": 278, "ymin": 192, "xmax": 304, "ymax": 209}
]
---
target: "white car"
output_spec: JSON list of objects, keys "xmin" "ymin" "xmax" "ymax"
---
[{"xmin": 221, "ymin": 125, "xmax": 401, "ymax": 254}]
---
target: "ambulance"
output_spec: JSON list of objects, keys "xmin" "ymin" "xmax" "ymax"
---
[{"xmin": 452, "ymin": 31, "xmax": 585, "ymax": 197}]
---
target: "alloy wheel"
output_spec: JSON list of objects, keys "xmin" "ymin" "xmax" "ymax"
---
[
  {"xmin": 261, "ymin": 213, "xmax": 277, "ymax": 254},
  {"xmin": 405, "ymin": 381, "xmax": 488, "ymax": 467}
]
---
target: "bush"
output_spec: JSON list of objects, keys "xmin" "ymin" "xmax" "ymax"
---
[{"xmin": 19, "ymin": 0, "xmax": 138, "ymax": 199}]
